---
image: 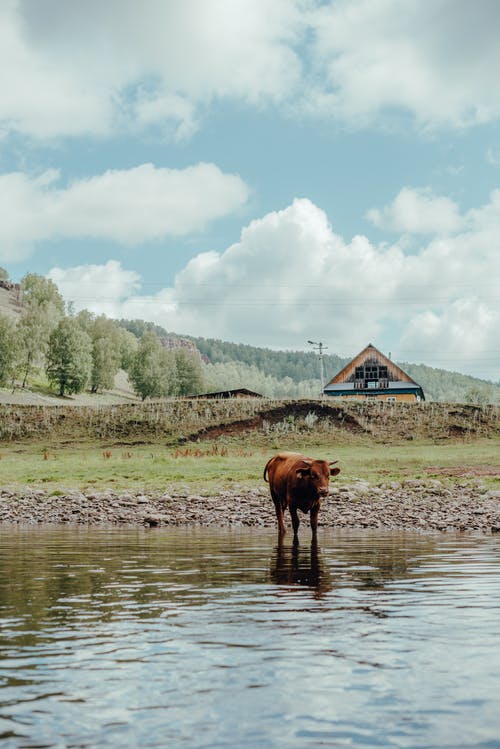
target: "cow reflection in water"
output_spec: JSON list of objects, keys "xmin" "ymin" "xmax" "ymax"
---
[{"xmin": 270, "ymin": 540, "xmax": 333, "ymax": 597}]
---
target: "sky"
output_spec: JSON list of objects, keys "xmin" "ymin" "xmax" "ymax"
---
[{"xmin": 1, "ymin": 0, "xmax": 500, "ymax": 381}]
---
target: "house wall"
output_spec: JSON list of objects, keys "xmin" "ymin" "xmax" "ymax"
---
[{"xmin": 329, "ymin": 392, "xmax": 420, "ymax": 402}]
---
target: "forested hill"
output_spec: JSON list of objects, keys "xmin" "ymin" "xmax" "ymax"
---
[
  {"xmin": 396, "ymin": 362, "xmax": 500, "ymax": 405},
  {"xmin": 192, "ymin": 336, "xmax": 500, "ymax": 403},
  {"xmin": 117, "ymin": 320, "xmax": 500, "ymax": 403},
  {"xmin": 193, "ymin": 337, "xmax": 347, "ymax": 383}
]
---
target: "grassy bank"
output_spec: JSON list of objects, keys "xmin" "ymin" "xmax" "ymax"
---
[
  {"xmin": 1, "ymin": 437, "xmax": 499, "ymax": 494},
  {"xmin": 1, "ymin": 399, "xmax": 499, "ymax": 494}
]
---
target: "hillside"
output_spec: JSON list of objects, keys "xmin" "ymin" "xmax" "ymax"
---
[
  {"xmin": 0, "ymin": 281, "xmax": 22, "ymax": 319},
  {"xmin": 119, "ymin": 323, "xmax": 500, "ymax": 403},
  {"xmin": 193, "ymin": 336, "xmax": 500, "ymax": 403},
  {"xmin": 2, "ymin": 281, "xmax": 499, "ymax": 404},
  {"xmin": 110, "ymin": 321, "xmax": 500, "ymax": 403}
]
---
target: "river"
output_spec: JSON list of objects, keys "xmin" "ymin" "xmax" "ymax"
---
[{"xmin": 0, "ymin": 527, "xmax": 499, "ymax": 748}]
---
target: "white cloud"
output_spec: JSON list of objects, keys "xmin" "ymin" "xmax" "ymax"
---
[
  {"xmin": 47, "ymin": 194, "xmax": 500, "ymax": 379},
  {"xmin": 4, "ymin": 1, "xmax": 500, "ymax": 139},
  {"xmin": 367, "ymin": 188, "xmax": 464, "ymax": 235},
  {"xmin": 308, "ymin": 0, "xmax": 500, "ymax": 129},
  {"xmin": 48, "ymin": 199, "xmax": 405, "ymax": 350},
  {"xmin": 48, "ymin": 260, "xmax": 141, "ymax": 317},
  {"xmin": 368, "ymin": 186, "xmax": 500, "ymax": 238},
  {"xmin": 1, "ymin": 0, "xmax": 303, "ymax": 140},
  {"xmin": 0, "ymin": 1, "xmax": 111, "ymax": 138},
  {"xmin": 0, "ymin": 162, "xmax": 249, "ymax": 261},
  {"xmin": 400, "ymin": 301, "xmax": 499, "ymax": 376}
]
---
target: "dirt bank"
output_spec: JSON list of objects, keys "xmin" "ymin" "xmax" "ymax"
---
[
  {"xmin": 2, "ymin": 399, "xmax": 500, "ymax": 444},
  {"xmin": 1, "ymin": 480, "xmax": 499, "ymax": 534}
]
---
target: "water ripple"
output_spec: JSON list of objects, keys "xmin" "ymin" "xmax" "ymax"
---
[{"xmin": 1, "ymin": 527, "xmax": 499, "ymax": 748}]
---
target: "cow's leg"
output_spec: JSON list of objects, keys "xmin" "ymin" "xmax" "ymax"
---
[
  {"xmin": 310, "ymin": 506, "xmax": 320, "ymax": 540},
  {"xmin": 272, "ymin": 491, "xmax": 286, "ymax": 535},
  {"xmin": 290, "ymin": 505, "xmax": 300, "ymax": 542}
]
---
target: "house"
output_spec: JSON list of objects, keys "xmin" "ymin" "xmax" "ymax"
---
[{"xmin": 323, "ymin": 344, "xmax": 425, "ymax": 402}]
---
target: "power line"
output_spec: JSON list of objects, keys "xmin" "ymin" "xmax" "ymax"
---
[
  {"xmin": 63, "ymin": 296, "xmax": 500, "ymax": 306},
  {"xmin": 56, "ymin": 279, "xmax": 500, "ymax": 289}
]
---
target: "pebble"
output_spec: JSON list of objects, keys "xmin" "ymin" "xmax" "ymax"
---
[{"xmin": 1, "ymin": 481, "xmax": 499, "ymax": 533}]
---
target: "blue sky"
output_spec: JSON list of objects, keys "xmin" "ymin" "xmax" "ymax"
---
[{"xmin": 1, "ymin": 0, "xmax": 500, "ymax": 380}]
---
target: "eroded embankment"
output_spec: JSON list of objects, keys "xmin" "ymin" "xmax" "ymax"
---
[
  {"xmin": 2, "ymin": 480, "xmax": 500, "ymax": 533},
  {"xmin": 1, "ymin": 399, "xmax": 500, "ymax": 444}
]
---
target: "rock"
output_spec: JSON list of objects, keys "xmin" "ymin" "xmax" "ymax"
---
[
  {"xmin": 144, "ymin": 515, "xmax": 169, "ymax": 527},
  {"xmin": 352, "ymin": 482, "xmax": 371, "ymax": 496}
]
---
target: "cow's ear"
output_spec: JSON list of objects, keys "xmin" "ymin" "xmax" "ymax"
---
[
  {"xmin": 296, "ymin": 462, "xmax": 311, "ymax": 479},
  {"xmin": 329, "ymin": 461, "xmax": 340, "ymax": 477}
]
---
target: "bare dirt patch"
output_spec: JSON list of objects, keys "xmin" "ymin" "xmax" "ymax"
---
[
  {"xmin": 426, "ymin": 465, "xmax": 500, "ymax": 477},
  {"xmin": 186, "ymin": 402, "xmax": 366, "ymax": 441}
]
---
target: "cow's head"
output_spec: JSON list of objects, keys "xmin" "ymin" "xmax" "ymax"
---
[{"xmin": 296, "ymin": 459, "xmax": 340, "ymax": 497}]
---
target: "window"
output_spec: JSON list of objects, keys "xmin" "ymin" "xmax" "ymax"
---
[{"xmin": 351, "ymin": 360, "xmax": 391, "ymax": 389}]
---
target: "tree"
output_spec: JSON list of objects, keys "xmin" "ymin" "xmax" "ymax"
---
[
  {"xmin": 129, "ymin": 331, "xmax": 177, "ymax": 400},
  {"xmin": 75, "ymin": 309, "xmax": 95, "ymax": 334},
  {"xmin": 16, "ymin": 309, "xmax": 52, "ymax": 388},
  {"xmin": 0, "ymin": 313, "xmax": 17, "ymax": 386},
  {"xmin": 117, "ymin": 327, "xmax": 138, "ymax": 372},
  {"xmin": 464, "ymin": 385, "xmax": 497, "ymax": 406},
  {"xmin": 0, "ymin": 267, "xmax": 9, "ymax": 282},
  {"xmin": 16, "ymin": 274, "xmax": 65, "ymax": 387},
  {"xmin": 46, "ymin": 318, "xmax": 93, "ymax": 396},
  {"xmin": 21, "ymin": 273, "xmax": 65, "ymax": 314},
  {"xmin": 90, "ymin": 336, "xmax": 120, "ymax": 392},
  {"xmin": 174, "ymin": 348, "xmax": 204, "ymax": 395},
  {"xmin": 87, "ymin": 316, "xmax": 121, "ymax": 393}
]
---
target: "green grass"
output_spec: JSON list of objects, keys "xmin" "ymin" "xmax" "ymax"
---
[{"xmin": 0, "ymin": 435, "xmax": 499, "ymax": 494}]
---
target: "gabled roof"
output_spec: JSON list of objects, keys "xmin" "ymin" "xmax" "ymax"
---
[{"xmin": 326, "ymin": 343, "xmax": 419, "ymax": 386}]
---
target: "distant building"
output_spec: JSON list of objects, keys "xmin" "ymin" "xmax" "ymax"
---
[
  {"xmin": 187, "ymin": 388, "xmax": 264, "ymax": 399},
  {"xmin": 324, "ymin": 343, "xmax": 425, "ymax": 402}
]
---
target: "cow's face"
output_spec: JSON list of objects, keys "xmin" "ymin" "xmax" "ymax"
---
[{"xmin": 296, "ymin": 460, "xmax": 338, "ymax": 497}]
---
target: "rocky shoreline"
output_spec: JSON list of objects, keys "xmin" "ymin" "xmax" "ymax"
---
[{"xmin": 1, "ymin": 479, "xmax": 500, "ymax": 533}]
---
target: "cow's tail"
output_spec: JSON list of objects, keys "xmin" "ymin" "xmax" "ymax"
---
[{"xmin": 263, "ymin": 457, "xmax": 274, "ymax": 483}]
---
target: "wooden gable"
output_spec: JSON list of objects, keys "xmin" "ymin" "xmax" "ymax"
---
[{"xmin": 329, "ymin": 344, "xmax": 417, "ymax": 386}]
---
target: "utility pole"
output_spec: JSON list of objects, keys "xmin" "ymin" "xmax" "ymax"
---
[{"xmin": 308, "ymin": 340, "xmax": 327, "ymax": 397}]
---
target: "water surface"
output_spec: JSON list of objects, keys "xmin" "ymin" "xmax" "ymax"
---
[{"xmin": 0, "ymin": 527, "xmax": 499, "ymax": 748}]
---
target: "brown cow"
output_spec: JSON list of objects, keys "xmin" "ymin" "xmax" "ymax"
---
[{"xmin": 263, "ymin": 452, "xmax": 341, "ymax": 541}]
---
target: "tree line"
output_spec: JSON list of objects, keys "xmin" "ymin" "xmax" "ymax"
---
[
  {"xmin": 191, "ymin": 337, "xmax": 500, "ymax": 403},
  {"xmin": 0, "ymin": 272, "xmax": 204, "ymax": 399},
  {"xmin": 118, "ymin": 322, "xmax": 500, "ymax": 402}
]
